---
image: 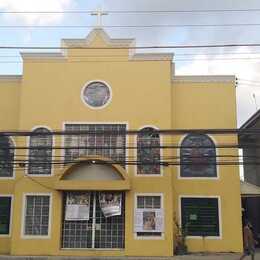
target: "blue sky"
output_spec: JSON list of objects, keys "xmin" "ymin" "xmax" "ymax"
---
[{"xmin": 1, "ymin": 0, "xmax": 260, "ymax": 125}]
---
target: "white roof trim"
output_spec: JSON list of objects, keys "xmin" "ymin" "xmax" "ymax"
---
[
  {"xmin": 18, "ymin": 29, "xmax": 175, "ymax": 61},
  {"xmin": 62, "ymin": 28, "xmax": 135, "ymax": 48},
  {"xmin": 130, "ymin": 53, "xmax": 173, "ymax": 61},
  {"xmin": 172, "ymin": 75, "xmax": 236, "ymax": 83},
  {"xmin": 21, "ymin": 52, "xmax": 66, "ymax": 60},
  {"xmin": 0, "ymin": 75, "xmax": 22, "ymax": 82}
]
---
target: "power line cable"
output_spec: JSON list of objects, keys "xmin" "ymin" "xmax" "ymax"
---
[
  {"xmin": 238, "ymin": 78, "xmax": 260, "ymax": 84},
  {"xmin": 3, "ymin": 52, "xmax": 260, "ymax": 58},
  {"xmin": 1, "ymin": 160, "xmax": 260, "ymax": 168},
  {"xmin": 3, "ymin": 153, "xmax": 249, "ymax": 159},
  {"xmin": 0, "ymin": 144, "xmax": 247, "ymax": 150},
  {"xmin": 2, "ymin": 23, "xmax": 260, "ymax": 29},
  {"xmin": 1, "ymin": 9, "xmax": 260, "ymax": 14},
  {"xmin": 4, "ymin": 57, "xmax": 260, "ymax": 64},
  {"xmin": 0, "ymin": 128, "xmax": 257, "ymax": 135},
  {"xmin": 0, "ymin": 43, "xmax": 260, "ymax": 50}
]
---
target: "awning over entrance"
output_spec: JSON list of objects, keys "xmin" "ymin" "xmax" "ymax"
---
[
  {"xmin": 54, "ymin": 157, "xmax": 130, "ymax": 190},
  {"xmin": 241, "ymin": 181, "xmax": 260, "ymax": 197}
]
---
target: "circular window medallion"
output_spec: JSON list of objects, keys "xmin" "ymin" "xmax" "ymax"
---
[{"xmin": 82, "ymin": 81, "xmax": 111, "ymax": 108}]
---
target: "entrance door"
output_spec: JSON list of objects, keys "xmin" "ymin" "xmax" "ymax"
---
[{"xmin": 62, "ymin": 191, "xmax": 125, "ymax": 249}]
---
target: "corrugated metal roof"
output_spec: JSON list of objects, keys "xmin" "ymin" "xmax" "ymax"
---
[{"xmin": 241, "ymin": 181, "xmax": 260, "ymax": 197}]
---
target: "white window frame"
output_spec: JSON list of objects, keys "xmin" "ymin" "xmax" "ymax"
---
[
  {"xmin": 179, "ymin": 195, "xmax": 222, "ymax": 240},
  {"xmin": 177, "ymin": 134, "xmax": 220, "ymax": 180},
  {"xmin": 0, "ymin": 194, "xmax": 13, "ymax": 237},
  {"xmin": 0, "ymin": 136, "xmax": 16, "ymax": 180},
  {"xmin": 135, "ymin": 125, "xmax": 163, "ymax": 177},
  {"xmin": 26, "ymin": 126, "xmax": 55, "ymax": 177},
  {"xmin": 21, "ymin": 193, "xmax": 52, "ymax": 239},
  {"xmin": 81, "ymin": 79, "xmax": 113, "ymax": 110},
  {"xmin": 62, "ymin": 121, "xmax": 129, "ymax": 173},
  {"xmin": 134, "ymin": 193, "xmax": 164, "ymax": 240}
]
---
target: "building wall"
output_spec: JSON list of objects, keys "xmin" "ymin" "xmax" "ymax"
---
[
  {"xmin": 0, "ymin": 30, "xmax": 243, "ymax": 256},
  {"xmin": 171, "ymin": 80, "xmax": 242, "ymax": 252},
  {"xmin": 0, "ymin": 77, "xmax": 20, "ymax": 254},
  {"xmin": 0, "ymin": 77, "xmax": 21, "ymax": 131}
]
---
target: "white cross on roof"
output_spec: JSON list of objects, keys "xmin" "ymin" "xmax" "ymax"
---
[{"xmin": 91, "ymin": 6, "xmax": 108, "ymax": 27}]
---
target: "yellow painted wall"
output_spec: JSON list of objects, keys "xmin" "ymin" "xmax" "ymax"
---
[
  {"xmin": 172, "ymin": 82, "xmax": 237, "ymax": 129},
  {"xmin": 0, "ymin": 29, "xmax": 242, "ymax": 256},
  {"xmin": 172, "ymin": 82, "xmax": 242, "ymax": 252},
  {"xmin": 0, "ymin": 79, "xmax": 21, "ymax": 130},
  {"xmin": 0, "ymin": 76, "xmax": 18, "ymax": 251}
]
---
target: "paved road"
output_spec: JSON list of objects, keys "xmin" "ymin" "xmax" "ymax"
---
[
  {"xmin": 0, "ymin": 254, "xmax": 260, "ymax": 260},
  {"xmin": 176, "ymin": 252, "xmax": 260, "ymax": 260}
]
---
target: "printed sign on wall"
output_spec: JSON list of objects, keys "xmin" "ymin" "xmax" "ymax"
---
[
  {"xmin": 65, "ymin": 192, "xmax": 90, "ymax": 221},
  {"xmin": 99, "ymin": 192, "xmax": 122, "ymax": 218},
  {"xmin": 134, "ymin": 209, "xmax": 164, "ymax": 232}
]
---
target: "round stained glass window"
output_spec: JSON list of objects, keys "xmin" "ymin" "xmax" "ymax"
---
[{"xmin": 83, "ymin": 81, "xmax": 111, "ymax": 108}]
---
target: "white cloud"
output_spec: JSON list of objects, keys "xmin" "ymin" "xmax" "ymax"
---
[
  {"xmin": 0, "ymin": 0, "xmax": 73, "ymax": 25},
  {"xmin": 175, "ymin": 47, "xmax": 260, "ymax": 126}
]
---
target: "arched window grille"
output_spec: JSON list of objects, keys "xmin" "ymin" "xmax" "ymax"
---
[
  {"xmin": 0, "ymin": 136, "xmax": 14, "ymax": 177},
  {"xmin": 180, "ymin": 134, "xmax": 217, "ymax": 177},
  {"xmin": 28, "ymin": 128, "xmax": 52, "ymax": 175},
  {"xmin": 137, "ymin": 127, "xmax": 160, "ymax": 175}
]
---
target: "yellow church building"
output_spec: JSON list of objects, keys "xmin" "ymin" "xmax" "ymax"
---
[{"xmin": 0, "ymin": 28, "xmax": 243, "ymax": 257}]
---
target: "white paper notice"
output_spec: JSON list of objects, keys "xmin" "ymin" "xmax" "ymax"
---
[
  {"xmin": 134, "ymin": 209, "xmax": 164, "ymax": 232},
  {"xmin": 65, "ymin": 192, "xmax": 90, "ymax": 221},
  {"xmin": 99, "ymin": 192, "xmax": 122, "ymax": 218}
]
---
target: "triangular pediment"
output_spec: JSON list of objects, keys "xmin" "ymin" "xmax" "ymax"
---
[{"xmin": 61, "ymin": 28, "xmax": 135, "ymax": 48}]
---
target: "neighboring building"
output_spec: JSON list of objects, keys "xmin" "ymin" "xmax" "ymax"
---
[
  {"xmin": 0, "ymin": 28, "xmax": 243, "ymax": 256},
  {"xmin": 239, "ymin": 110, "xmax": 260, "ymax": 186},
  {"xmin": 239, "ymin": 110, "xmax": 260, "ymax": 245}
]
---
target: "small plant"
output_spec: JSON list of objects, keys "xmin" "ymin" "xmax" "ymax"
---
[{"xmin": 173, "ymin": 214, "xmax": 188, "ymax": 255}]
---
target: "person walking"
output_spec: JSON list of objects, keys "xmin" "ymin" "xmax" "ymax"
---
[{"xmin": 240, "ymin": 220, "xmax": 257, "ymax": 260}]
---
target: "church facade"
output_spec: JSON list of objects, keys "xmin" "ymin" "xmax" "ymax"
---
[{"xmin": 0, "ymin": 29, "xmax": 243, "ymax": 256}]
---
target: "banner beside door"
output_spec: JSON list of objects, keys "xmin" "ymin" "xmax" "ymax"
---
[
  {"xmin": 65, "ymin": 192, "xmax": 91, "ymax": 221},
  {"xmin": 99, "ymin": 192, "xmax": 122, "ymax": 217}
]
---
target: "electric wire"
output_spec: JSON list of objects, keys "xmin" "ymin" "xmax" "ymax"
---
[
  {"xmin": 2, "ymin": 23, "xmax": 260, "ymax": 29},
  {"xmin": 4, "ymin": 57, "xmax": 260, "ymax": 64},
  {"xmin": 0, "ymin": 128, "xmax": 259, "ymax": 136},
  {"xmin": 0, "ymin": 144, "xmax": 256, "ymax": 150},
  {"xmin": 1, "ymin": 9, "xmax": 260, "ymax": 14},
  {"xmin": 3, "ymin": 52, "xmax": 260, "ymax": 58},
  {"xmin": 1, "ymin": 43, "xmax": 260, "ymax": 50}
]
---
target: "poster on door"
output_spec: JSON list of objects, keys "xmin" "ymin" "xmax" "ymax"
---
[
  {"xmin": 65, "ymin": 192, "xmax": 90, "ymax": 221},
  {"xmin": 134, "ymin": 209, "xmax": 164, "ymax": 232},
  {"xmin": 99, "ymin": 192, "xmax": 122, "ymax": 218}
]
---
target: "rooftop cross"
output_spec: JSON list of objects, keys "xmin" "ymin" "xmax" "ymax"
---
[{"xmin": 91, "ymin": 7, "xmax": 108, "ymax": 28}]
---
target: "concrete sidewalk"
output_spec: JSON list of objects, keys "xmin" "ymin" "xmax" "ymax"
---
[
  {"xmin": 176, "ymin": 252, "xmax": 260, "ymax": 259},
  {"xmin": 0, "ymin": 254, "xmax": 259, "ymax": 260}
]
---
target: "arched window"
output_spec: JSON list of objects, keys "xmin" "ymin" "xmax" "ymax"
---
[
  {"xmin": 0, "ymin": 136, "xmax": 14, "ymax": 177},
  {"xmin": 137, "ymin": 127, "xmax": 160, "ymax": 175},
  {"xmin": 28, "ymin": 128, "xmax": 52, "ymax": 175},
  {"xmin": 180, "ymin": 134, "xmax": 217, "ymax": 178}
]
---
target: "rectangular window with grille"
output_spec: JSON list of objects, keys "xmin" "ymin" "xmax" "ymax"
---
[
  {"xmin": 64, "ymin": 124, "xmax": 126, "ymax": 166},
  {"xmin": 136, "ymin": 195, "xmax": 162, "ymax": 237},
  {"xmin": 0, "ymin": 196, "xmax": 12, "ymax": 235},
  {"xmin": 23, "ymin": 195, "xmax": 51, "ymax": 236},
  {"xmin": 181, "ymin": 197, "xmax": 220, "ymax": 237}
]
